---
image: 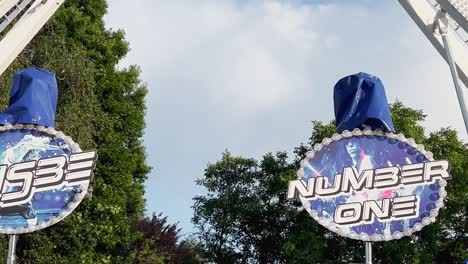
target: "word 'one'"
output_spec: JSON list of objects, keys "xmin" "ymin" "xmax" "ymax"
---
[
  {"xmin": 0, "ymin": 151, "xmax": 96, "ymax": 207},
  {"xmin": 334, "ymin": 195, "xmax": 418, "ymax": 225}
]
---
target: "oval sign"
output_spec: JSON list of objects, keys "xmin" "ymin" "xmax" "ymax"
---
[
  {"xmin": 0, "ymin": 124, "xmax": 96, "ymax": 234},
  {"xmin": 287, "ymin": 129, "xmax": 450, "ymax": 241}
]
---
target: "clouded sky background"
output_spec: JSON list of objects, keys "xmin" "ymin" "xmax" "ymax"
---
[{"xmin": 104, "ymin": 0, "xmax": 467, "ymax": 234}]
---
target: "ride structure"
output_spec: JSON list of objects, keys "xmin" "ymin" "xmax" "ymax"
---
[
  {"xmin": 0, "ymin": 0, "xmax": 64, "ymax": 76},
  {"xmin": 398, "ymin": 0, "xmax": 468, "ymax": 134}
]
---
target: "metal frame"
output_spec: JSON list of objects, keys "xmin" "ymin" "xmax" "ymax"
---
[
  {"xmin": 435, "ymin": 0, "xmax": 468, "ymax": 33},
  {"xmin": 0, "ymin": 0, "xmax": 33, "ymax": 33},
  {"xmin": 398, "ymin": 0, "xmax": 468, "ymax": 134},
  {"xmin": 0, "ymin": 0, "xmax": 65, "ymax": 76},
  {"xmin": 398, "ymin": 0, "xmax": 468, "ymax": 87}
]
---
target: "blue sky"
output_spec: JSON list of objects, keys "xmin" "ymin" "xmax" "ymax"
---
[{"xmin": 104, "ymin": 0, "xmax": 467, "ymax": 234}]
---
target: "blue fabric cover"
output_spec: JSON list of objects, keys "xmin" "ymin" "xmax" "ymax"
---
[
  {"xmin": 334, "ymin": 72, "xmax": 395, "ymax": 133},
  {"xmin": 0, "ymin": 68, "xmax": 57, "ymax": 128}
]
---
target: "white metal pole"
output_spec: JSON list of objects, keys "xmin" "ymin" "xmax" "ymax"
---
[
  {"xmin": 397, "ymin": 0, "xmax": 468, "ymax": 88},
  {"xmin": 7, "ymin": 234, "xmax": 17, "ymax": 264},
  {"xmin": 365, "ymin": 242, "xmax": 372, "ymax": 264},
  {"xmin": 438, "ymin": 11, "xmax": 468, "ymax": 134}
]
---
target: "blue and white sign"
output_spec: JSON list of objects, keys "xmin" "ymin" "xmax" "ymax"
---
[
  {"xmin": 287, "ymin": 129, "xmax": 451, "ymax": 242},
  {"xmin": 0, "ymin": 124, "xmax": 96, "ymax": 234}
]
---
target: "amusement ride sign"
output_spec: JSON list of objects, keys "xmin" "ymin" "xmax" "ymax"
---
[
  {"xmin": 0, "ymin": 68, "xmax": 97, "ymax": 235},
  {"xmin": 287, "ymin": 128, "xmax": 451, "ymax": 241},
  {"xmin": 0, "ymin": 124, "xmax": 96, "ymax": 234}
]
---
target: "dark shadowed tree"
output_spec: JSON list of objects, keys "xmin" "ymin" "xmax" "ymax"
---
[
  {"xmin": 135, "ymin": 213, "xmax": 200, "ymax": 264},
  {"xmin": 193, "ymin": 102, "xmax": 468, "ymax": 263}
]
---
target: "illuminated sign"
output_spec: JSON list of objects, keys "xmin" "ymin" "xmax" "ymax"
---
[
  {"xmin": 287, "ymin": 129, "xmax": 450, "ymax": 241},
  {"xmin": 0, "ymin": 124, "xmax": 96, "ymax": 234}
]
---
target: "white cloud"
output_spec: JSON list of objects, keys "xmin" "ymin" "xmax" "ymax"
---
[{"xmin": 105, "ymin": 0, "xmax": 467, "ymax": 233}]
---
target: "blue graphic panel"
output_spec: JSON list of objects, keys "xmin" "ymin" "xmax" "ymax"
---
[
  {"xmin": 300, "ymin": 134, "xmax": 443, "ymax": 240},
  {"xmin": 0, "ymin": 129, "xmax": 79, "ymax": 230}
]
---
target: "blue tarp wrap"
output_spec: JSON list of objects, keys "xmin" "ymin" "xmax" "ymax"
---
[
  {"xmin": 0, "ymin": 68, "xmax": 57, "ymax": 128},
  {"xmin": 334, "ymin": 72, "xmax": 395, "ymax": 133}
]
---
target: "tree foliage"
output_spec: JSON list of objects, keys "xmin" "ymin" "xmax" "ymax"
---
[
  {"xmin": 0, "ymin": 1, "xmax": 151, "ymax": 262},
  {"xmin": 193, "ymin": 101, "xmax": 468, "ymax": 263},
  {"xmin": 135, "ymin": 213, "xmax": 200, "ymax": 264}
]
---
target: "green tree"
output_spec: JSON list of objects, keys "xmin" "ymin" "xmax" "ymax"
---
[
  {"xmin": 135, "ymin": 213, "xmax": 201, "ymax": 264},
  {"xmin": 193, "ymin": 102, "xmax": 468, "ymax": 263},
  {"xmin": 0, "ymin": 1, "xmax": 151, "ymax": 263},
  {"xmin": 193, "ymin": 151, "xmax": 298, "ymax": 263}
]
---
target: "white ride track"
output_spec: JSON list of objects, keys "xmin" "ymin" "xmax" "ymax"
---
[{"xmin": 0, "ymin": 0, "xmax": 64, "ymax": 76}]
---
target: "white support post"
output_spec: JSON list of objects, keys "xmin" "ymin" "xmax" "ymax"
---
[
  {"xmin": 7, "ymin": 234, "xmax": 17, "ymax": 264},
  {"xmin": 437, "ymin": 10, "xmax": 468, "ymax": 133},
  {"xmin": 365, "ymin": 242, "xmax": 372, "ymax": 264}
]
